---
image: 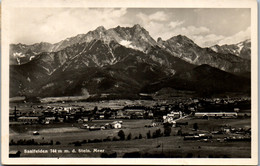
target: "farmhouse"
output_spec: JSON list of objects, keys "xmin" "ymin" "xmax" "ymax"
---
[
  {"xmin": 116, "ymin": 110, "xmax": 130, "ymax": 119},
  {"xmin": 57, "ymin": 117, "xmax": 64, "ymax": 122},
  {"xmin": 45, "ymin": 117, "xmax": 55, "ymax": 123},
  {"xmin": 165, "ymin": 111, "xmax": 182, "ymax": 119},
  {"xmin": 111, "ymin": 121, "xmax": 122, "ymax": 129},
  {"xmin": 124, "ymin": 108, "xmax": 145, "ymax": 119},
  {"xmin": 148, "ymin": 112, "xmax": 154, "ymax": 118},
  {"xmin": 193, "ymin": 99, "xmax": 199, "ymax": 103},
  {"xmin": 77, "ymin": 119, "xmax": 83, "ymax": 123},
  {"xmin": 188, "ymin": 107, "xmax": 196, "ymax": 112},
  {"xmin": 82, "ymin": 117, "xmax": 89, "ymax": 122},
  {"xmin": 17, "ymin": 117, "xmax": 39, "ymax": 124},
  {"xmin": 124, "ymin": 108, "xmax": 145, "ymax": 114}
]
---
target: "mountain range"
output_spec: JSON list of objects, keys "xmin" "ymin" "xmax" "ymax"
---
[
  {"xmin": 10, "ymin": 24, "xmax": 251, "ymax": 99},
  {"xmin": 210, "ymin": 39, "xmax": 251, "ymax": 60}
]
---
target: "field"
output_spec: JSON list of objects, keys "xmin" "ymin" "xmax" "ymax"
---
[
  {"xmin": 10, "ymin": 117, "xmax": 251, "ymax": 158},
  {"xmin": 9, "ymin": 100, "xmax": 162, "ymax": 112}
]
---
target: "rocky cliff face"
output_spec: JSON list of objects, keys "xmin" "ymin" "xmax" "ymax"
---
[{"xmin": 157, "ymin": 35, "xmax": 250, "ymax": 73}]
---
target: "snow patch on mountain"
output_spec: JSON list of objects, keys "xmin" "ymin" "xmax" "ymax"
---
[
  {"xmin": 119, "ymin": 40, "xmax": 132, "ymax": 47},
  {"xmin": 106, "ymin": 44, "xmax": 117, "ymax": 65},
  {"xmin": 13, "ymin": 52, "xmax": 26, "ymax": 58},
  {"xmin": 16, "ymin": 58, "xmax": 21, "ymax": 65},
  {"xmin": 182, "ymin": 55, "xmax": 194, "ymax": 64},
  {"xmin": 91, "ymin": 54, "xmax": 102, "ymax": 67},
  {"xmin": 119, "ymin": 40, "xmax": 143, "ymax": 51},
  {"xmin": 29, "ymin": 55, "xmax": 35, "ymax": 61},
  {"xmin": 237, "ymin": 42, "xmax": 244, "ymax": 53},
  {"xmin": 210, "ymin": 46, "xmax": 218, "ymax": 52},
  {"xmin": 210, "ymin": 39, "xmax": 251, "ymax": 60}
]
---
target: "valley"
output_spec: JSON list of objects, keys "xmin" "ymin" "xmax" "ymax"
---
[{"xmin": 9, "ymin": 24, "xmax": 252, "ymax": 159}]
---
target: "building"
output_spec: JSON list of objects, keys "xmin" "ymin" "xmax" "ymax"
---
[
  {"xmin": 164, "ymin": 111, "xmax": 182, "ymax": 120},
  {"xmin": 45, "ymin": 117, "xmax": 55, "ymax": 123},
  {"xmin": 99, "ymin": 115, "xmax": 105, "ymax": 119},
  {"xmin": 17, "ymin": 117, "xmax": 39, "ymax": 124},
  {"xmin": 148, "ymin": 112, "xmax": 154, "ymax": 118},
  {"xmin": 124, "ymin": 108, "xmax": 145, "ymax": 119},
  {"xmin": 77, "ymin": 119, "xmax": 83, "ymax": 123},
  {"xmin": 82, "ymin": 117, "xmax": 89, "ymax": 122},
  {"xmin": 163, "ymin": 116, "xmax": 176, "ymax": 126},
  {"xmin": 57, "ymin": 117, "xmax": 64, "ymax": 122},
  {"xmin": 116, "ymin": 110, "xmax": 131, "ymax": 119},
  {"xmin": 194, "ymin": 112, "xmax": 238, "ymax": 118},
  {"xmin": 188, "ymin": 107, "xmax": 196, "ymax": 112},
  {"xmin": 111, "ymin": 121, "xmax": 122, "ymax": 129},
  {"xmin": 124, "ymin": 109, "xmax": 145, "ymax": 114}
]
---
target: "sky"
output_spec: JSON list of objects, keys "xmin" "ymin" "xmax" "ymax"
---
[{"xmin": 9, "ymin": 8, "xmax": 251, "ymax": 47}]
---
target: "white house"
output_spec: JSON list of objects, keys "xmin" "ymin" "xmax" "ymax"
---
[{"xmin": 111, "ymin": 121, "xmax": 122, "ymax": 129}]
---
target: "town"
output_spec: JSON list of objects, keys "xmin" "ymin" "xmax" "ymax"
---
[
  {"xmin": 9, "ymin": 97, "xmax": 251, "ymax": 158},
  {"xmin": 10, "ymin": 97, "xmax": 250, "ymax": 124}
]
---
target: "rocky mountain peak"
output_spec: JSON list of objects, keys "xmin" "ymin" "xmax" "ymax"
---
[
  {"xmin": 133, "ymin": 24, "xmax": 142, "ymax": 30},
  {"xmin": 243, "ymin": 39, "xmax": 251, "ymax": 44},
  {"xmin": 165, "ymin": 35, "xmax": 197, "ymax": 48},
  {"xmin": 173, "ymin": 35, "xmax": 193, "ymax": 42},
  {"xmin": 157, "ymin": 37, "xmax": 163, "ymax": 43},
  {"xmin": 95, "ymin": 26, "xmax": 106, "ymax": 32},
  {"xmin": 210, "ymin": 39, "xmax": 251, "ymax": 60}
]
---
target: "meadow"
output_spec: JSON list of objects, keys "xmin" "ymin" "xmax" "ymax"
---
[{"xmin": 10, "ymin": 117, "xmax": 251, "ymax": 158}]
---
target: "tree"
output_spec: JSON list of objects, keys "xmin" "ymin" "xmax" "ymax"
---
[
  {"xmin": 93, "ymin": 106, "xmax": 98, "ymax": 113},
  {"xmin": 177, "ymin": 129, "xmax": 182, "ymax": 136},
  {"xmin": 118, "ymin": 130, "xmax": 125, "ymax": 140},
  {"xmin": 139, "ymin": 134, "xmax": 143, "ymax": 139},
  {"xmin": 127, "ymin": 133, "xmax": 132, "ymax": 140},
  {"xmin": 55, "ymin": 141, "xmax": 61, "ymax": 145},
  {"xmin": 147, "ymin": 130, "xmax": 151, "ymax": 139},
  {"xmin": 153, "ymin": 129, "xmax": 162, "ymax": 138},
  {"xmin": 193, "ymin": 123, "xmax": 198, "ymax": 131},
  {"xmin": 164, "ymin": 126, "xmax": 172, "ymax": 136}
]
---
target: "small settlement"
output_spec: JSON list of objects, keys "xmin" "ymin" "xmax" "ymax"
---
[{"xmin": 10, "ymin": 98, "xmax": 250, "ymax": 130}]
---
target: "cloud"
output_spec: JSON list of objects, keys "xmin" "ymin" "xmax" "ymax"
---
[
  {"xmin": 9, "ymin": 8, "xmax": 250, "ymax": 48},
  {"xmin": 10, "ymin": 8, "xmax": 129, "ymax": 44},
  {"xmin": 136, "ymin": 12, "xmax": 210, "ymax": 41},
  {"xmin": 136, "ymin": 13, "xmax": 148, "ymax": 23},
  {"xmin": 169, "ymin": 21, "xmax": 184, "ymax": 29},
  {"xmin": 190, "ymin": 34, "xmax": 225, "ymax": 47},
  {"xmin": 185, "ymin": 26, "xmax": 251, "ymax": 47},
  {"xmin": 218, "ymin": 26, "xmax": 251, "ymax": 45},
  {"xmin": 148, "ymin": 11, "xmax": 167, "ymax": 21},
  {"xmin": 156, "ymin": 25, "xmax": 211, "ymax": 44},
  {"xmin": 144, "ymin": 21, "xmax": 166, "ymax": 40},
  {"xmin": 174, "ymin": 26, "xmax": 210, "ymax": 36},
  {"xmin": 137, "ymin": 11, "xmax": 167, "ymax": 22}
]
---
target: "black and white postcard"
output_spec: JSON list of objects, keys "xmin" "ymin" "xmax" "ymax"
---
[{"xmin": 1, "ymin": 0, "xmax": 258, "ymax": 165}]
